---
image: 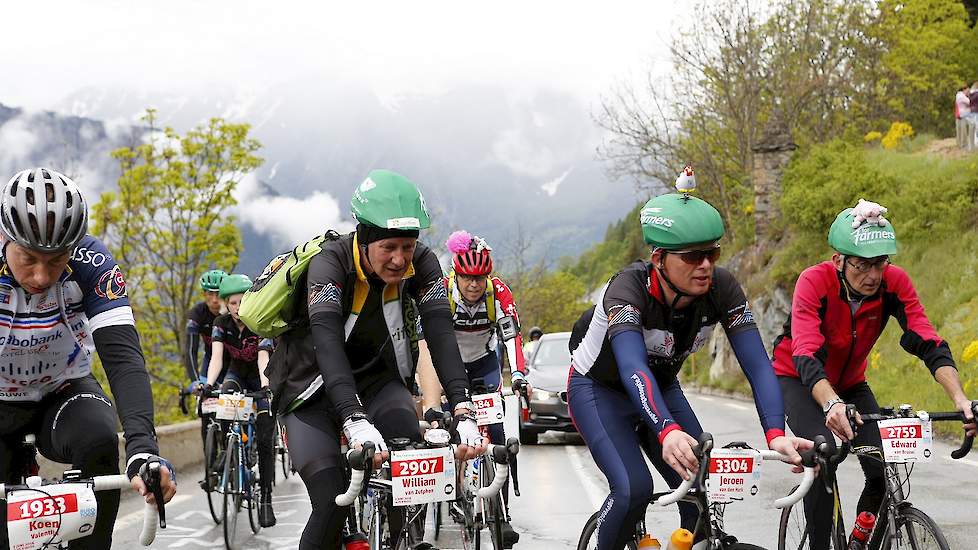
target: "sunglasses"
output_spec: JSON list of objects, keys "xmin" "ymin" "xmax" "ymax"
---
[{"xmin": 668, "ymin": 245, "xmax": 721, "ymax": 265}]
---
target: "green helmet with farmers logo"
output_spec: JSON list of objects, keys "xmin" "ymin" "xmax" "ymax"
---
[
  {"xmin": 219, "ymin": 274, "xmax": 253, "ymax": 299},
  {"xmin": 640, "ymin": 193, "xmax": 725, "ymax": 249},
  {"xmin": 350, "ymin": 170, "xmax": 431, "ymax": 230},
  {"xmin": 200, "ymin": 269, "xmax": 228, "ymax": 292},
  {"xmin": 828, "ymin": 208, "xmax": 898, "ymax": 258}
]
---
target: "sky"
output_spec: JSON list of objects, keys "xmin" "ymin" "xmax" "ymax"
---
[
  {"xmin": 0, "ymin": 1, "xmax": 694, "ymax": 261},
  {"xmin": 2, "ymin": 1, "xmax": 685, "ymax": 113}
]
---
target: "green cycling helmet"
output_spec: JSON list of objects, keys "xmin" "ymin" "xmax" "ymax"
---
[
  {"xmin": 640, "ymin": 193, "xmax": 725, "ymax": 249},
  {"xmin": 200, "ymin": 269, "xmax": 228, "ymax": 292},
  {"xmin": 350, "ymin": 170, "xmax": 431, "ymax": 230},
  {"xmin": 219, "ymin": 274, "xmax": 253, "ymax": 299},
  {"xmin": 828, "ymin": 209, "xmax": 898, "ymax": 258}
]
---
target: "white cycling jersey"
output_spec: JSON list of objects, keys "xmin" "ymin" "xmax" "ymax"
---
[{"xmin": 0, "ymin": 235, "xmax": 135, "ymax": 401}]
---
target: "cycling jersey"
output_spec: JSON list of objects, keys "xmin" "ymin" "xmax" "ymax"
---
[
  {"xmin": 570, "ymin": 261, "xmax": 785, "ymax": 442},
  {"xmin": 0, "ymin": 235, "xmax": 157, "ymax": 460},
  {"xmin": 772, "ymin": 262, "xmax": 954, "ymax": 391},
  {"xmin": 211, "ymin": 314, "xmax": 274, "ymax": 379},
  {"xmin": 185, "ymin": 301, "xmax": 219, "ymax": 381},
  {"xmin": 266, "ymin": 232, "xmax": 470, "ymax": 419},
  {"xmin": 445, "ymin": 272, "xmax": 526, "ymax": 373}
]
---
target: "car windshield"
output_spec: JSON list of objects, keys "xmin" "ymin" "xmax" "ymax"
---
[{"xmin": 532, "ymin": 337, "xmax": 571, "ymax": 368}]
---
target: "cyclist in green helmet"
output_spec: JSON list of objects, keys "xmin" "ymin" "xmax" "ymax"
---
[
  {"xmin": 773, "ymin": 201, "xmax": 975, "ymax": 550},
  {"xmin": 567, "ymin": 177, "xmax": 809, "ymax": 549},
  {"xmin": 186, "ymin": 269, "xmax": 228, "ymax": 388},
  {"xmin": 265, "ymin": 170, "xmax": 483, "ymax": 548},
  {"xmin": 200, "ymin": 273, "xmax": 279, "ymax": 527}
]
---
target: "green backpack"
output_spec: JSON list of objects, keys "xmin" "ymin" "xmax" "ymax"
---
[{"xmin": 239, "ymin": 231, "xmax": 341, "ymax": 337}]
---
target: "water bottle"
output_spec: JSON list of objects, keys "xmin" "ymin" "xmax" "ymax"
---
[
  {"xmin": 847, "ymin": 512, "xmax": 876, "ymax": 549},
  {"xmin": 665, "ymin": 528, "xmax": 693, "ymax": 550},
  {"xmin": 637, "ymin": 534, "xmax": 661, "ymax": 548}
]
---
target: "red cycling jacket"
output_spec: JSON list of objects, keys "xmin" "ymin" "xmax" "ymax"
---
[{"xmin": 772, "ymin": 262, "xmax": 954, "ymax": 391}]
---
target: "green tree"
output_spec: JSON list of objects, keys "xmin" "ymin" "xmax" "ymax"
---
[
  {"xmin": 511, "ymin": 268, "xmax": 590, "ymax": 334},
  {"xmin": 92, "ymin": 109, "xmax": 262, "ymax": 420},
  {"xmin": 874, "ymin": 0, "xmax": 977, "ymax": 134}
]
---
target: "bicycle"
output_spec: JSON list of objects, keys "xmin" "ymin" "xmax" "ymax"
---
[
  {"xmin": 0, "ymin": 434, "xmax": 166, "ymax": 549},
  {"xmin": 778, "ymin": 401, "xmax": 978, "ymax": 550},
  {"xmin": 274, "ymin": 418, "xmax": 293, "ymax": 482},
  {"xmin": 577, "ymin": 432, "xmax": 816, "ymax": 550},
  {"xmin": 202, "ymin": 388, "xmax": 268, "ymax": 550}
]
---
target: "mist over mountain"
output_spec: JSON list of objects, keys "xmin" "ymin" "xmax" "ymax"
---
[{"xmin": 1, "ymin": 81, "xmax": 637, "ymax": 275}]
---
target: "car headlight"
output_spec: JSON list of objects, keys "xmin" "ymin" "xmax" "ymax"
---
[{"xmin": 532, "ymin": 389, "xmax": 555, "ymax": 401}]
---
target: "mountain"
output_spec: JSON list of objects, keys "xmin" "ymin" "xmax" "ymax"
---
[{"xmin": 2, "ymin": 81, "xmax": 637, "ymax": 275}]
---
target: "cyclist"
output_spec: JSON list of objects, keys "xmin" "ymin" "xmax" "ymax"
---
[
  {"xmin": 567, "ymin": 191, "xmax": 809, "ymax": 550},
  {"xmin": 0, "ymin": 167, "xmax": 176, "ymax": 549},
  {"xmin": 267, "ymin": 170, "xmax": 486, "ymax": 549},
  {"xmin": 201, "ymin": 273, "xmax": 277, "ymax": 527},
  {"xmin": 772, "ymin": 201, "xmax": 976, "ymax": 550},
  {"xmin": 443, "ymin": 229, "xmax": 530, "ymax": 546},
  {"xmin": 186, "ymin": 269, "xmax": 227, "ymax": 447},
  {"xmin": 523, "ymin": 326, "xmax": 544, "ymax": 358}
]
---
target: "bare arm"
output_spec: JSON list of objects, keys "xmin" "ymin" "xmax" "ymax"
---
[
  {"xmin": 258, "ymin": 349, "xmax": 271, "ymax": 389},
  {"xmin": 934, "ymin": 365, "xmax": 976, "ymax": 435},
  {"xmin": 206, "ymin": 341, "xmax": 224, "ymax": 386},
  {"xmin": 416, "ymin": 339, "xmax": 444, "ymax": 411}
]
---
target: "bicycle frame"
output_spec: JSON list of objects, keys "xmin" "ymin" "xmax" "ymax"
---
[{"xmin": 221, "ymin": 417, "xmax": 257, "ymax": 499}]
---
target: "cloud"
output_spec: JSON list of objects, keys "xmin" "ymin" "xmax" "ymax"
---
[
  {"xmin": 0, "ymin": 117, "xmax": 38, "ymax": 174},
  {"xmin": 233, "ymin": 173, "xmax": 354, "ymax": 248},
  {"xmin": 541, "ymin": 168, "xmax": 572, "ymax": 196}
]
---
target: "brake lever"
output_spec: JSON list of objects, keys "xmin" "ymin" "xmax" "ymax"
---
[{"xmin": 140, "ymin": 461, "xmax": 166, "ymax": 529}]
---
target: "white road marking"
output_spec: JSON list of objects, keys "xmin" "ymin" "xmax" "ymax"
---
[
  {"xmin": 697, "ymin": 396, "xmax": 715, "ymax": 402},
  {"xmin": 565, "ymin": 445, "xmax": 605, "ymax": 510},
  {"xmin": 724, "ymin": 402, "xmax": 750, "ymax": 411}
]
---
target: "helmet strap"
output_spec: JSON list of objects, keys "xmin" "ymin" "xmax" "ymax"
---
[{"xmin": 654, "ymin": 254, "xmax": 691, "ymax": 306}]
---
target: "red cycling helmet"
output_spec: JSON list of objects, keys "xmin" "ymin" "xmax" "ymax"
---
[{"xmin": 447, "ymin": 230, "xmax": 493, "ymax": 275}]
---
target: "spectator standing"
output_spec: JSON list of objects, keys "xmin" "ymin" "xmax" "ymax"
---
[{"xmin": 956, "ymin": 85, "xmax": 971, "ymax": 148}]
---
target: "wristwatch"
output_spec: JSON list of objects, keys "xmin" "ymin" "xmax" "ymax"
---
[{"xmin": 822, "ymin": 397, "xmax": 845, "ymax": 415}]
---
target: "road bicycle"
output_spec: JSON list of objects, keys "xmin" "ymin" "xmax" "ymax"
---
[
  {"xmin": 577, "ymin": 432, "xmax": 816, "ymax": 550},
  {"xmin": 778, "ymin": 401, "xmax": 978, "ymax": 550},
  {"xmin": 0, "ymin": 433, "xmax": 166, "ymax": 549}
]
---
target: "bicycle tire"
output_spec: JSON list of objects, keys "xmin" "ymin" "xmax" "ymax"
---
[
  {"xmin": 434, "ymin": 500, "xmax": 442, "ymax": 539},
  {"xmin": 247, "ymin": 479, "xmax": 261, "ymax": 534},
  {"xmin": 204, "ymin": 422, "xmax": 223, "ymax": 525},
  {"xmin": 222, "ymin": 434, "xmax": 242, "ymax": 550},
  {"xmin": 576, "ymin": 510, "xmax": 639, "ymax": 550},
  {"xmin": 778, "ymin": 484, "xmax": 808, "ymax": 550},
  {"xmin": 479, "ymin": 457, "xmax": 504, "ymax": 550},
  {"xmin": 276, "ymin": 421, "xmax": 290, "ymax": 480},
  {"xmin": 876, "ymin": 506, "xmax": 950, "ymax": 550}
]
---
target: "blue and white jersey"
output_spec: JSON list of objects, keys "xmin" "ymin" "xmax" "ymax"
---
[{"xmin": 0, "ymin": 235, "xmax": 135, "ymax": 401}]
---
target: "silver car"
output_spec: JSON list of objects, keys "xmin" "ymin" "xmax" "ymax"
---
[{"xmin": 520, "ymin": 331, "xmax": 577, "ymax": 444}]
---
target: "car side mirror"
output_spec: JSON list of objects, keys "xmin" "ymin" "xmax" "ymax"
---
[{"xmin": 497, "ymin": 315, "xmax": 518, "ymax": 341}]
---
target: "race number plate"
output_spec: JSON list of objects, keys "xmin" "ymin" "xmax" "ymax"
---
[
  {"xmin": 472, "ymin": 392, "xmax": 504, "ymax": 426},
  {"xmin": 706, "ymin": 448, "xmax": 762, "ymax": 503},
  {"xmin": 878, "ymin": 417, "xmax": 932, "ymax": 462},
  {"xmin": 201, "ymin": 397, "xmax": 220, "ymax": 414},
  {"xmin": 390, "ymin": 447, "xmax": 456, "ymax": 506},
  {"xmin": 7, "ymin": 485, "xmax": 98, "ymax": 550},
  {"xmin": 216, "ymin": 394, "xmax": 255, "ymax": 420}
]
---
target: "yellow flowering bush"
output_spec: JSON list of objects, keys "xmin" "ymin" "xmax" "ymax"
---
[
  {"xmin": 963, "ymin": 340, "xmax": 978, "ymax": 363},
  {"xmin": 881, "ymin": 122, "xmax": 914, "ymax": 150},
  {"xmin": 863, "ymin": 131, "xmax": 883, "ymax": 143}
]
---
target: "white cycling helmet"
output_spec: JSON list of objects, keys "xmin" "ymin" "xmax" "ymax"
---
[{"xmin": 0, "ymin": 168, "xmax": 88, "ymax": 253}]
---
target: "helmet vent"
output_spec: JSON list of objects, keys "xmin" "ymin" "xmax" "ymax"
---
[
  {"xmin": 10, "ymin": 179, "xmax": 17, "ymax": 196},
  {"xmin": 46, "ymin": 212, "xmax": 57, "ymax": 242},
  {"xmin": 27, "ymin": 213, "xmax": 40, "ymax": 241},
  {"xmin": 45, "ymin": 182, "xmax": 55, "ymax": 202},
  {"xmin": 25, "ymin": 187, "xmax": 34, "ymax": 206},
  {"xmin": 40, "ymin": 169, "xmax": 51, "ymax": 180},
  {"xmin": 65, "ymin": 192, "xmax": 73, "ymax": 209},
  {"xmin": 27, "ymin": 171, "xmax": 35, "ymax": 183},
  {"xmin": 9, "ymin": 207, "xmax": 25, "ymax": 237}
]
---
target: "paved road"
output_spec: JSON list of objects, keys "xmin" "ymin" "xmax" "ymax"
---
[{"xmin": 113, "ymin": 392, "xmax": 977, "ymax": 548}]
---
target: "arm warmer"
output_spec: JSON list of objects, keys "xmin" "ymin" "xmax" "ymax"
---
[
  {"xmin": 93, "ymin": 325, "xmax": 159, "ymax": 459},
  {"xmin": 185, "ymin": 326, "xmax": 201, "ymax": 382},
  {"xmin": 728, "ymin": 328, "xmax": 786, "ymax": 444},
  {"xmin": 310, "ymin": 310, "xmax": 366, "ymax": 421},
  {"xmin": 610, "ymin": 329, "xmax": 681, "ymax": 443}
]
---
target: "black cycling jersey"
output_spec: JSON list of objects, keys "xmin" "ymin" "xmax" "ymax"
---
[
  {"xmin": 570, "ymin": 261, "xmax": 757, "ymax": 391},
  {"xmin": 266, "ymin": 232, "xmax": 469, "ymax": 420},
  {"xmin": 211, "ymin": 314, "xmax": 272, "ymax": 379},
  {"xmin": 185, "ymin": 301, "xmax": 219, "ymax": 381}
]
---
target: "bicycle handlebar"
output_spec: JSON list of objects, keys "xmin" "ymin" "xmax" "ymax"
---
[
  {"xmin": 335, "ymin": 442, "xmax": 376, "ymax": 506},
  {"xmin": 476, "ymin": 437, "xmax": 520, "ymax": 499},
  {"xmin": 654, "ymin": 433, "xmax": 815, "ymax": 509},
  {"xmin": 0, "ymin": 474, "xmax": 160, "ymax": 546},
  {"xmin": 845, "ymin": 401, "xmax": 977, "ymax": 460}
]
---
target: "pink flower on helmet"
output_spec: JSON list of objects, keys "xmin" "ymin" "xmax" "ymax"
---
[{"xmin": 446, "ymin": 230, "xmax": 473, "ymax": 254}]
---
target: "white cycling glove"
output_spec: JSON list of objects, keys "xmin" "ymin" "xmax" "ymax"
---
[
  {"xmin": 343, "ymin": 415, "xmax": 388, "ymax": 453},
  {"xmin": 456, "ymin": 415, "xmax": 484, "ymax": 449}
]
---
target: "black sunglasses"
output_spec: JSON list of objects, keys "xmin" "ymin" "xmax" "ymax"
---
[{"xmin": 668, "ymin": 246, "xmax": 721, "ymax": 265}]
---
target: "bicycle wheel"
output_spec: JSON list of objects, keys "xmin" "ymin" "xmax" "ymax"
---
[
  {"xmin": 222, "ymin": 434, "xmax": 242, "ymax": 550},
  {"xmin": 247, "ymin": 477, "xmax": 262, "ymax": 534},
  {"xmin": 576, "ymin": 510, "xmax": 639, "ymax": 550},
  {"xmin": 204, "ymin": 422, "xmax": 223, "ymax": 525},
  {"xmin": 478, "ymin": 457, "xmax": 505, "ymax": 550},
  {"xmin": 778, "ymin": 484, "xmax": 809, "ymax": 550},
  {"xmin": 876, "ymin": 506, "xmax": 950, "ymax": 550},
  {"xmin": 276, "ymin": 421, "xmax": 290, "ymax": 480}
]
